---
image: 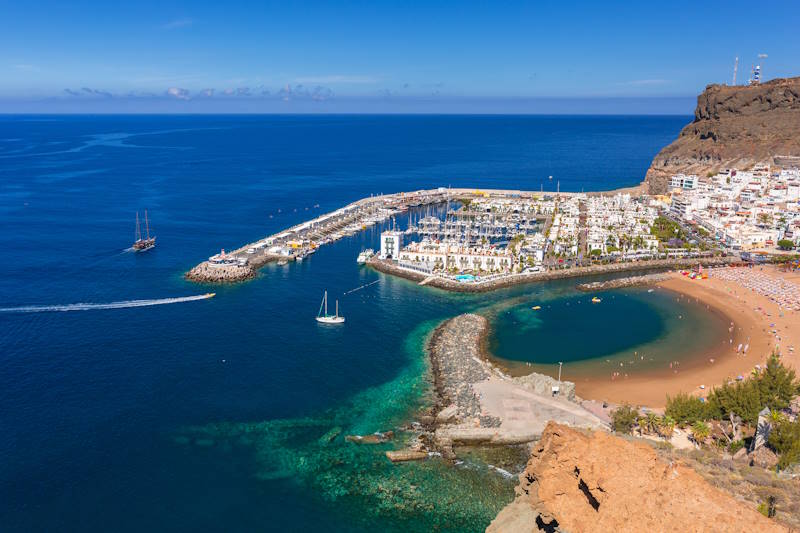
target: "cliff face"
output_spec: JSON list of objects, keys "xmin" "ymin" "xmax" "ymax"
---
[
  {"xmin": 488, "ymin": 422, "xmax": 787, "ymax": 532},
  {"xmin": 645, "ymin": 77, "xmax": 800, "ymax": 194}
]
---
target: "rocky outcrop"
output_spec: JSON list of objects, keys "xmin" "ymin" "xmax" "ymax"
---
[
  {"xmin": 185, "ymin": 261, "xmax": 255, "ymax": 283},
  {"xmin": 488, "ymin": 422, "xmax": 787, "ymax": 532},
  {"xmin": 646, "ymin": 77, "xmax": 800, "ymax": 194}
]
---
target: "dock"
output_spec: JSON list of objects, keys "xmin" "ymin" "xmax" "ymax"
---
[
  {"xmin": 186, "ymin": 188, "xmax": 458, "ymax": 283},
  {"xmin": 184, "ymin": 186, "xmax": 644, "ymax": 284}
]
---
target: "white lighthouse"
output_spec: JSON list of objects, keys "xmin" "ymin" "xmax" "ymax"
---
[{"xmin": 380, "ymin": 230, "xmax": 402, "ymax": 260}]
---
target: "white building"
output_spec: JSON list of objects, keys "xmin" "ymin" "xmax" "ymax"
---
[{"xmin": 379, "ymin": 231, "xmax": 403, "ymax": 259}]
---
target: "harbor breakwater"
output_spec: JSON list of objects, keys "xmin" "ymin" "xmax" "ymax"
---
[
  {"xmin": 369, "ymin": 256, "xmax": 736, "ymax": 293},
  {"xmin": 422, "ymin": 314, "xmax": 601, "ymax": 456},
  {"xmin": 576, "ymin": 272, "xmax": 671, "ymax": 292}
]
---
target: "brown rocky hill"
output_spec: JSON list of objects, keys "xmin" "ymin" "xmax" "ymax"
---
[
  {"xmin": 487, "ymin": 422, "xmax": 787, "ymax": 532},
  {"xmin": 645, "ymin": 77, "xmax": 800, "ymax": 194}
]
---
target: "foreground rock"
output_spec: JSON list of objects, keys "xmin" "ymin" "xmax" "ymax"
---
[
  {"xmin": 488, "ymin": 422, "xmax": 787, "ymax": 532},
  {"xmin": 646, "ymin": 77, "xmax": 800, "ymax": 194}
]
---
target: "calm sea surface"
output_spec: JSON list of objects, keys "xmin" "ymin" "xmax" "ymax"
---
[{"xmin": 0, "ymin": 115, "xmax": 694, "ymax": 531}]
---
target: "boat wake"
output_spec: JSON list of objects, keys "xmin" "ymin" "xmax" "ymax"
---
[{"xmin": 0, "ymin": 293, "xmax": 215, "ymax": 314}]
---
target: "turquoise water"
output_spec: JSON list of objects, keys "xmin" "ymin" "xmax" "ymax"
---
[
  {"xmin": 487, "ymin": 286, "xmax": 729, "ymax": 383},
  {"xmin": 0, "ymin": 115, "xmax": 698, "ymax": 531}
]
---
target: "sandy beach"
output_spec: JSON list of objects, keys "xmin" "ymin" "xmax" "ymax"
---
[{"xmin": 572, "ymin": 266, "xmax": 799, "ymax": 408}]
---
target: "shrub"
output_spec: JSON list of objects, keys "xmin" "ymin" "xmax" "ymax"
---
[
  {"xmin": 729, "ymin": 440, "xmax": 746, "ymax": 454},
  {"xmin": 777, "ymin": 239, "xmax": 795, "ymax": 251},
  {"xmin": 665, "ymin": 393, "xmax": 712, "ymax": 425},
  {"xmin": 691, "ymin": 420, "xmax": 711, "ymax": 443},
  {"xmin": 768, "ymin": 417, "xmax": 800, "ymax": 469},
  {"xmin": 611, "ymin": 404, "xmax": 639, "ymax": 434}
]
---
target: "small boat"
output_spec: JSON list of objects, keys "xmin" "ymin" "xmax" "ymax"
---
[
  {"xmin": 132, "ymin": 210, "xmax": 156, "ymax": 252},
  {"xmin": 647, "ymin": 289, "xmax": 654, "ymax": 293},
  {"xmin": 356, "ymin": 248, "xmax": 374, "ymax": 264},
  {"xmin": 316, "ymin": 290, "xmax": 345, "ymax": 324},
  {"xmin": 591, "ymin": 297, "xmax": 602, "ymax": 303},
  {"xmin": 531, "ymin": 305, "xmax": 541, "ymax": 310}
]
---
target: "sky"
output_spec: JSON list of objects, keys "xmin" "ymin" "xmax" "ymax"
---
[{"xmin": 1, "ymin": 0, "xmax": 798, "ymax": 113}]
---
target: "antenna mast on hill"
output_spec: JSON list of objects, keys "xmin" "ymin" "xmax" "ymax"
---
[{"xmin": 732, "ymin": 56, "xmax": 738, "ymax": 85}]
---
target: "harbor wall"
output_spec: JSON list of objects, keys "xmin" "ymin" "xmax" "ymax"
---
[{"xmin": 367, "ymin": 256, "xmax": 736, "ymax": 293}]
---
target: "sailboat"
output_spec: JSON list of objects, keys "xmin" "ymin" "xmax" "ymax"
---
[
  {"xmin": 316, "ymin": 290, "xmax": 345, "ymax": 324},
  {"xmin": 133, "ymin": 210, "xmax": 156, "ymax": 252}
]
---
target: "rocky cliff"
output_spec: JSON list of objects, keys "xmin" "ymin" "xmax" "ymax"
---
[
  {"xmin": 487, "ymin": 422, "xmax": 787, "ymax": 532},
  {"xmin": 645, "ymin": 77, "xmax": 800, "ymax": 194}
]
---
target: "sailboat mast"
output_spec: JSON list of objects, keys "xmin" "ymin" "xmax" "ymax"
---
[
  {"xmin": 324, "ymin": 291, "xmax": 328, "ymax": 316},
  {"xmin": 135, "ymin": 212, "xmax": 141, "ymax": 241},
  {"xmin": 144, "ymin": 210, "xmax": 151, "ymax": 240},
  {"xmin": 335, "ymin": 300, "xmax": 338, "ymax": 317}
]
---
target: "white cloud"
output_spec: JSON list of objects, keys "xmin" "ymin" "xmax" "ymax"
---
[
  {"xmin": 165, "ymin": 87, "xmax": 191, "ymax": 100},
  {"xmin": 14, "ymin": 64, "xmax": 40, "ymax": 72}
]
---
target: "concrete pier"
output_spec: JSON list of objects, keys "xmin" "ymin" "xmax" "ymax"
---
[{"xmin": 185, "ymin": 188, "xmax": 456, "ymax": 283}]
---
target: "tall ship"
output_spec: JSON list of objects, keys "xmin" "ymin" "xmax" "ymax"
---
[{"xmin": 133, "ymin": 210, "xmax": 156, "ymax": 252}]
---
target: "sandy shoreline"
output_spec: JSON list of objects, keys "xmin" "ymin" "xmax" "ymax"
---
[
  {"xmin": 565, "ymin": 267, "xmax": 798, "ymax": 407},
  {"xmin": 474, "ymin": 266, "xmax": 799, "ymax": 408}
]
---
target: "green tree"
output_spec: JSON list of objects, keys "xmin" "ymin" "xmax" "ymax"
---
[
  {"xmin": 665, "ymin": 393, "xmax": 711, "ymax": 425},
  {"xmin": 777, "ymin": 239, "xmax": 795, "ymax": 250},
  {"xmin": 707, "ymin": 378, "xmax": 763, "ymax": 425},
  {"xmin": 611, "ymin": 404, "xmax": 639, "ymax": 434},
  {"xmin": 768, "ymin": 417, "xmax": 800, "ymax": 469},
  {"xmin": 757, "ymin": 353, "xmax": 800, "ymax": 412}
]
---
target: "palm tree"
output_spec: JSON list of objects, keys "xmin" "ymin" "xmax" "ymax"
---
[
  {"xmin": 636, "ymin": 415, "xmax": 648, "ymax": 437},
  {"xmin": 691, "ymin": 421, "xmax": 711, "ymax": 445},
  {"xmin": 645, "ymin": 412, "xmax": 660, "ymax": 435},
  {"xmin": 767, "ymin": 409, "xmax": 786, "ymax": 426},
  {"xmin": 659, "ymin": 415, "xmax": 676, "ymax": 439}
]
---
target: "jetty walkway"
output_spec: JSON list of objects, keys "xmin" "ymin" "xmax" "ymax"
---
[{"xmin": 186, "ymin": 188, "xmax": 457, "ymax": 282}]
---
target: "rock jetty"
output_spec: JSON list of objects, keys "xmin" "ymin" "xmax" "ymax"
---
[
  {"xmin": 576, "ymin": 272, "xmax": 671, "ymax": 292},
  {"xmin": 428, "ymin": 314, "xmax": 500, "ymax": 427},
  {"xmin": 185, "ymin": 261, "xmax": 256, "ymax": 283},
  {"xmin": 488, "ymin": 422, "xmax": 787, "ymax": 532},
  {"xmin": 425, "ymin": 314, "xmax": 605, "ymax": 454}
]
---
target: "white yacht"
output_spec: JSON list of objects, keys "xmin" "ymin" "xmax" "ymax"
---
[
  {"xmin": 316, "ymin": 291, "xmax": 345, "ymax": 324},
  {"xmin": 356, "ymin": 248, "xmax": 374, "ymax": 264}
]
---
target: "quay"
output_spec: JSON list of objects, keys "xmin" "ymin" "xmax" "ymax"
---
[
  {"xmin": 367, "ymin": 255, "xmax": 737, "ymax": 293},
  {"xmin": 185, "ymin": 188, "xmax": 459, "ymax": 283}
]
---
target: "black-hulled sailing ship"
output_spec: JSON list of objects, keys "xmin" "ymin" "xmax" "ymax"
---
[{"xmin": 133, "ymin": 210, "xmax": 156, "ymax": 252}]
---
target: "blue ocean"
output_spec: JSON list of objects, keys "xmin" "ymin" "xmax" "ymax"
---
[{"xmin": 0, "ymin": 115, "xmax": 692, "ymax": 531}]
